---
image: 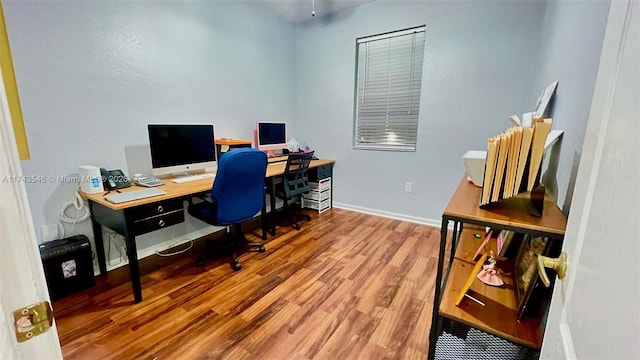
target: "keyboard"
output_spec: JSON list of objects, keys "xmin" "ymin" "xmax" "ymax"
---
[
  {"xmin": 135, "ymin": 176, "xmax": 164, "ymax": 187},
  {"xmin": 104, "ymin": 188, "xmax": 166, "ymax": 204},
  {"xmin": 172, "ymin": 173, "xmax": 215, "ymax": 183}
]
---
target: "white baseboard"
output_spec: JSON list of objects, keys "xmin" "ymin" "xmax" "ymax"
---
[
  {"xmin": 333, "ymin": 202, "xmax": 445, "ymax": 229},
  {"xmin": 94, "ymin": 203, "xmax": 448, "ymax": 275}
]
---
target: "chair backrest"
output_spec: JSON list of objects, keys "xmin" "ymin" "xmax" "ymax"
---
[
  {"xmin": 211, "ymin": 148, "xmax": 268, "ymax": 225},
  {"xmin": 283, "ymin": 151, "xmax": 314, "ymax": 199}
]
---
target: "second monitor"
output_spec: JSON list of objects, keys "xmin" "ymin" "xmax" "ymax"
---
[{"xmin": 256, "ymin": 122, "xmax": 287, "ymax": 157}]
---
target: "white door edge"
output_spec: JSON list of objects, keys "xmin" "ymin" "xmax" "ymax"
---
[
  {"xmin": 559, "ymin": 322, "xmax": 577, "ymax": 360},
  {"xmin": 0, "ymin": 44, "xmax": 62, "ymax": 358},
  {"xmin": 562, "ymin": 0, "xmax": 634, "ymax": 304}
]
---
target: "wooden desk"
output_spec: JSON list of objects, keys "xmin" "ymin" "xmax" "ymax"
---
[
  {"xmin": 267, "ymin": 155, "xmax": 289, "ymax": 163},
  {"xmin": 215, "ymin": 138, "xmax": 252, "ymax": 161},
  {"xmin": 428, "ymin": 177, "xmax": 567, "ymax": 359},
  {"xmin": 81, "ymin": 159, "xmax": 335, "ymax": 303}
]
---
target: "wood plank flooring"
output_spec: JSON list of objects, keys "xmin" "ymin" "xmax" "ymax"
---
[{"xmin": 54, "ymin": 208, "xmax": 442, "ymax": 359}]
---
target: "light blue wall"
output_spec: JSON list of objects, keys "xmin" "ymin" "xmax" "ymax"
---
[
  {"xmin": 5, "ymin": 1, "xmax": 296, "ymax": 252},
  {"xmin": 529, "ymin": 0, "xmax": 610, "ymax": 214},
  {"xmin": 294, "ymin": 0, "xmax": 546, "ymax": 223},
  {"xmin": 6, "ymin": 0, "xmax": 609, "ymax": 253}
]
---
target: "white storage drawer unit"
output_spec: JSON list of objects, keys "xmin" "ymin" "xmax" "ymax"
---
[
  {"xmin": 303, "ymin": 177, "xmax": 332, "ymax": 213},
  {"xmin": 309, "ymin": 177, "xmax": 331, "ymax": 192},
  {"xmin": 302, "ymin": 197, "xmax": 331, "ymax": 212},
  {"xmin": 302, "ymin": 189, "xmax": 331, "ymax": 201}
]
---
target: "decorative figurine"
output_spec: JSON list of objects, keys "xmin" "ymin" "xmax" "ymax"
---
[{"xmin": 477, "ymin": 251, "xmax": 504, "ymax": 287}]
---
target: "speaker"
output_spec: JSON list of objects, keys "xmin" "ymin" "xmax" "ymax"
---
[
  {"xmin": 39, "ymin": 235, "xmax": 95, "ymax": 301},
  {"xmin": 78, "ymin": 165, "xmax": 103, "ymax": 194}
]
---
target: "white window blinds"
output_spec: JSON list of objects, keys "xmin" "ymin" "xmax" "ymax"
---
[{"xmin": 354, "ymin": 26, "xmax": 426, "ymax": 151}]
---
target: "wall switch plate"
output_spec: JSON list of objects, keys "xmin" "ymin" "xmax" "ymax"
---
[
  {"xmin": 405, "ymin": 182, "xmax": 413, "ymax": 192},
  {"xmin": 41, "ymin": 224, "xmax": 58, "ymax": 242}
]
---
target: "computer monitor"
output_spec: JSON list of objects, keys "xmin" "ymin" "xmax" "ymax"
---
[
  {"xmin": 148, "ymin": 124, "xmax": 216, "ymax": 177},
  {"xmin": 256, "ymin": 122, "xmax": 287, "ymax": 153}
]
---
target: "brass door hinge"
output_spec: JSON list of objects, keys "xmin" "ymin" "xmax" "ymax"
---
[{"xmin": 12, "ymin": 301, "xmax": 54, "ymax": 342}]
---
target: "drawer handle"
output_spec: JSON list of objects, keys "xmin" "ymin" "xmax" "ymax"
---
[
  {"xmin": 158, "ymin": 219, "xmax": 165, "ymax": 227},
  {"xmin": 157, "ymin": 205, "xmax": 164, "ymax": 213}
]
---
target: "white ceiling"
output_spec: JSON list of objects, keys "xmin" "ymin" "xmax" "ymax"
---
[{"xmin": 259, "ymin": 0, "xmax": 377, "ymax": 23}]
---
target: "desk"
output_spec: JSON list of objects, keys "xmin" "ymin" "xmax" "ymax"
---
[
  {"xmin": 81, "ymin": 159, "xmax": 335, "ymax": 303},
  {"xmin": 215, "ymin": 138, "xmax": 252, "ymax": 161},
  {"xmin": 267, "ymin": 155, "xmax": 289, "ymax": 163}
]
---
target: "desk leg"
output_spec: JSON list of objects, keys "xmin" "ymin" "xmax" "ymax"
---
[
  {"xmin": 261, "ymin": 192, "xmax": 267, "ymax": 240},
  {"xmin": 330, "ymin": 164, "xmax": 334, "ymax": 208},
  {"xmin": 269, "ymin": 178, "xmax": 277, "ymax": 235},
  {"xmin": 123, "ymin": 215, "xmax": 142, "ymax": 303},
  {"xmin": 89, "ymin": 201, "xmax": 107, "ymax": 276},
  {"xmin": 428, "ymin": 216, "xmax": 450, "ymax": 359}
]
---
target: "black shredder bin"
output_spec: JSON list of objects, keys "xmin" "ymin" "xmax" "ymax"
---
[{"xmin": 39, "ymin": 235, "xmax": 95, "ymax": 300}]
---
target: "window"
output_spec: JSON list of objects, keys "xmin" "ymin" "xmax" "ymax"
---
[{"xmin": 353, "ymin": 26, "xmax": 426, "ymax": 151}]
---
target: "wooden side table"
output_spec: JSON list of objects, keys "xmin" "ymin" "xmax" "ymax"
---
[{"xmin": 428, "ymin": 177, "xmax": 567, "ymax": 359}]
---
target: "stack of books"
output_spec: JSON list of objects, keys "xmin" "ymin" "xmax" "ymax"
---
[{"xmin": 481, "ymin": 117, "xmax": 552, "ymax": 206}]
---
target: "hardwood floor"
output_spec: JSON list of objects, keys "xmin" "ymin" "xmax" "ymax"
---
[{"xmin": 54, "ymin": 208, "xmax": 442, "ymax": 359}]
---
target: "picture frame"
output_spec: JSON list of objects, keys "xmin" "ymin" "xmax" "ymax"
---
[
  {"xmin": 513, "ymin": 235, "xmax": 551, "ymax": 319},
  {"xmin": 534, "ymin": 80, "xmax": 558, "ymax": 118}
]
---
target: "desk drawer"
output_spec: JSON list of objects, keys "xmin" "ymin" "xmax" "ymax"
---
[
  {"xmin": 132, "ymin": 210, "xmax": 184, "ymax": 236},
  {"xmin": 130, "ymin": 199, "xmax": 183, "ymax": 221},
  {"xmin": 309, "ymin": 164, "xmax": 332, "ymax": 181}
]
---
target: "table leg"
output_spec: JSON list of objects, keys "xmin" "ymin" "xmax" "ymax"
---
[
  {"xmin": 89, "ymin": 201, "xmax": 107, "ymax": 276},
  {"xmin": 123, "ymin": 216, "xmax": 142, "ymax": 303},
  {"xmin": 428, "ymin": 216, "xmax": 450, "ymax": 359},
  {"xmin": 269, "ymin": 178, "xmax": 277, "ymax": 235},
  {"xmin": 261, "ymin": 191, "xmax": 267, "ymax": 240}
]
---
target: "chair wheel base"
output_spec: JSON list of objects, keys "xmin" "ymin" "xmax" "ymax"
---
[
  {"xmin": 259, "ymin": 245, "xmax": 266, "ymax": 253},
  {"xmin": 293, "ymin": 223, "xmax": 300, "ymax": 230},
  {"xmin": 233, "ymin": 262, "xmax": 242, "ymax": 271}
]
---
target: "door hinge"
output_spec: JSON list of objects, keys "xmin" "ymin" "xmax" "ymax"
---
[{"xmin": 12, "ymin": 301, "xmax": 54, "ymax": 342}]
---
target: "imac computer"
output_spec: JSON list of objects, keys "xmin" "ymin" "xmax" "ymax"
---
[
  {"xmin": 256, "ymin": 122, "xmax": 287, "ymax": 157},
  {"xmin": 148, "ymin": 124, "xmax": 216, "ymax": 177}
]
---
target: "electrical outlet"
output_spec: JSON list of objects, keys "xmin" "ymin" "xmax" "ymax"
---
[
  {"xmin": 405, "ymin": 182, "xmax": 413, "ymax": 193},
  {"xmin": 41, "ymin": 224, "xmax": 58, "ymax": 242}
]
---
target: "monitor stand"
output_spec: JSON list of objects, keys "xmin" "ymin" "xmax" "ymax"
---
[
  {"xmin": 171, "ymin": 170, "xmax": 208, "ymax": 179},
  {"xmin": 170, "ymin": 165, "xmax": 217, "ymax": 179},
  {"xmin": 171, "ymin": 171, "xmax": 197, "ymax": 179}
]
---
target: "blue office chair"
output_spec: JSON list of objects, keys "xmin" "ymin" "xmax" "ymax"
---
[{"xmin": 187, "ymin": 148, "xmax": 268, "ymax": 270}]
